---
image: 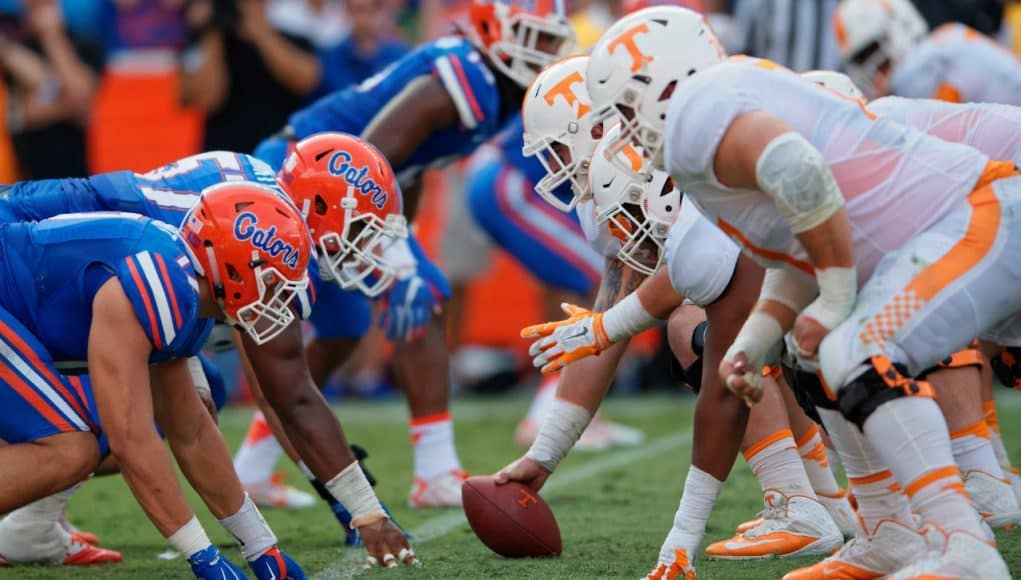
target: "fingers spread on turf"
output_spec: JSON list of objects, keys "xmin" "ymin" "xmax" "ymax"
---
[
  {"xmin": 398, "ymin": 548, "xmax": 420, "ymax": 566},
  {"xmin": 364, "ymin": 556, "xmax": 379, "ymax": 569}
]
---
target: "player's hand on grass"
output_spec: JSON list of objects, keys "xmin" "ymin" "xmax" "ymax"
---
[
  {"xmin": 494, "ymin": 456, "xmax": 551, "ymax": 492},
  {"xmin": 360, "ymin": 518, "xmax": 420, "ymax": 569},
  {"xmin": 381, "ymin": 274, "xmax": 440, "ymax": 343},
  {"xmin": 719, "ymin": 351, "xmax": 763, "ymax": 406},
  {"xmin": 521, "ymin": 303, "xmax": 613, "ymax": 374}
]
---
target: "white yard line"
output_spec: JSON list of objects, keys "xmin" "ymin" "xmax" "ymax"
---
[{"xmin": 311, "ymin": 429, "xmax": 694, "ymax": 580}]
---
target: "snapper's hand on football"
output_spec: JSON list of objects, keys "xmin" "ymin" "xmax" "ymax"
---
[
  {"xmin": 494, "ymin": 456, "xmax": 551, "ymax": 492},
  {"xmin": 360, "ymin": 518, "xmax": 420, "ymax": 569},
  {"xmin": 719, "ymin": 351, "xmax": 763, "ymax": 406},
  {"xmin": 521, "ymin": 303, "xmax": 613, "ymax": 374}
]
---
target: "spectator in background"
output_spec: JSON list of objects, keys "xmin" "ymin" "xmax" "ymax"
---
[
  {"xmin": 268, "ymin": 0, "xmax": 348, "ymax": 50},
  {"xmin": 728, "ymin": 0, "xmax": 841, "ymax": 72},
  {"xmin": 0, "ymin": 0, "xmax": 101, "ymax": 178},
  {"xmin": 180, "ymin": 0, "xmax": 320, "ymax": 152},
  {"xmin": 311, "ymin": 0, "xmax": 408, "ymax": 99},
  {"xmin": 101, "ymin": 0, "xmax": 190, "ymax": 59}
]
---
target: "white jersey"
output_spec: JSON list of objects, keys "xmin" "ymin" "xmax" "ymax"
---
[
  {"xmin": 663, "ymin": 200, "xmax": 741, "ymax": 307},
  {"xmin": 890, "ymin": 24, "xmax": 1021, "ymax": 105},
  {"xmin": 870, "ymin": 96, "xmax": 1021, "ymax": 165},
  {"xmin": 663, "ymin": 58, "xmax": 989, "ymax": 284}
]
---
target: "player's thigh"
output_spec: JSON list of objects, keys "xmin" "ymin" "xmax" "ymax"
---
[
  {"xmin": 666, "ymin": 302, "xmax": 706, "ymax": 369},
  {"xmin": 821, "ymin": 181, "xmax": 1021, "ymax": 387},
  {"xmin": 467, "ymin": 161, "xmax": 599, "ymax": 295}
]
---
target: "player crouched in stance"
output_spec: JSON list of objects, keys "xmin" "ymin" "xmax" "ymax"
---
[
  {"xmin": 0, "ymin": 184, "xmax": 307, "ymax": 578},
  {"xmin": 567, "ymin": 6, "xmax": 1017, "ymax": 578},
  {"xmin": 0, "ymin": 135, "xmax": 419, "ymax": 570}
]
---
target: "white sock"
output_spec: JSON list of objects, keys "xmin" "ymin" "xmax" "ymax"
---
[
  {"xmin": 410, "ymin": 411, "xmax": 462, "ymax": 481},
  {"xmin": 234, "ymin": 412, "xmax": 284, "ymax": 486},
  {"xmin": 950, "ymin": 419, "xmax": 1005, "ymax": 477},
  {"xmin": 984, "ymin": 401, "xmax": 1014, "ymax": 472},
  {"xmin": 797, "ymin": 424, "xmax": 841, "ymax": 496},
  {"xmin": 218, "ymin": 494, "xmax": 276, "ymax": 561},
  {"xmin": 863, "ymin": 397, "xmax": 987, "ymax": 538},
  {"xmin": 819, "ymin": 408, "xmax": 914, "ymax": 535},
  {"xmin": 743, "ymin": 429, "xmax": 815, "ymax": 497},
  {"xmin": 658, "ymin": 466, "xmax": 722, "ymax": 566},
  {"xmin": 825, "ymin": 437, "xmax": 844, "ymax": 479},
  {"xmin": 526, "ymin": 373, "xmax": 559, "ymax": 425}
]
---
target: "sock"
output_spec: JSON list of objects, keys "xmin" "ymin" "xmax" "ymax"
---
[
  {"xmin": 797, "ymin": 424, "xmax": 841, "ymax": 496},
  {"xmin": 818, "ymin": 408, "xmax": 914, "ymax": 535},
  {"xmin": 863, "ymin": 397, "xmax": 987, "ymax": 538},
  {"xmin": 657, "ymin": 466, "xmax": 723, "ymax": 566},
  {"xmin": 218, "ymin": 494, "xmax": 276, "ymax": 561},
  {"xmin": 410, "ymin": 411, "xmax": 462, "ymax": 481},
  {"xmin": 743, "ymin": 429, "xmax": 814, "ymax": 496},
  {"xmin": 234, "ymin": 412, "xmax": 284, "ymax": 486},
  {"xmin": 950, "ymin": 419, "xmax": 1005, "ymax": 477},
  {"xmin": 984, "ymin": 401, "xmax": 1014, "ymax": 471},
  {"xmin": 526, "ymin": 373, "xmax": 559, "ymax": 425},
  {"xmin": 824, "ymin": 435, "xmax": 844, "ymax": 479}
]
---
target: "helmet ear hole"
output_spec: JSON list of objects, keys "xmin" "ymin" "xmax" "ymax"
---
[
  {"xmin": 314, "ymin": 195, "xmax": 329, "ymax": 216},
  {"xmin": 226, "ymin": 264, "xmax": 244, "ymax": 283},
  {"xmin": 235, "ymin": 201, "xmax": 253, "ymax": 212}
]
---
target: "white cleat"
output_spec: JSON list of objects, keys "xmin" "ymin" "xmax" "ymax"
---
[
  {"xmin": 706, "ymin": 491, "xmax": 842, "ymax": 559},
  {"xmin": 817, "ymin": 488, "xmax": 865, "ymax": 537},
  {"xmin": 782, "ymin": 519, "xmax": 927, "ymax": 579},
  {"xmin": 408, "ymin": 469, "xmax": 469, "ymax": 508},
  {"xmin": 964, "ymin": 470, "xmax": 1021, "ymax": 529},
  {"xmin": 0, "ymin": 518, "xmax": 120, "ymax": 566},
  {"xmin": 575, "ymin": 416, "xmax": 645, "ymax": 452},
  {"xmin": 888, "ymin": 531, "xmax": 1010, "ymax": 580},
  {"xmin": 244, "ymin": 473, "xmax": 316, "ymax": 509}
]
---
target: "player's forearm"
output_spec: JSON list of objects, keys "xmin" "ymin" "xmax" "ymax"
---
[
  {"xmin": 273, "ymin": 383, "xmax": 358, "ymax": 479},
  {"xmin": 250, "ymin": 31, "xmax": 320, "ymax": 96},
  {"xmin": 635, "ymin": 267, "xmax": 685, "ymax": 320}
]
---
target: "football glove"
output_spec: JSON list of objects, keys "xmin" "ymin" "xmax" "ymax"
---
[
  {"xmin": 187, "ymin": 545, "xmax": 245, "ymax": 580},
  {"xmin": 521, "ymin": 304, "xmax": 613, "ymax": 374},
  {"xmin": 380, "ymin": 274, "xmax": 440, "ymax": 342}
]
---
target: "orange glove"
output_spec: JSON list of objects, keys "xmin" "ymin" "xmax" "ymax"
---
[{"xmin": 521, "ymin": 303, "xmax": 613, "ymax": 374}]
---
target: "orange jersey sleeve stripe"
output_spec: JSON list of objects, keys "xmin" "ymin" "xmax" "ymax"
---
[{"xmin": 716, "ymin": 219, "xmax": 814, "ymax": 275}]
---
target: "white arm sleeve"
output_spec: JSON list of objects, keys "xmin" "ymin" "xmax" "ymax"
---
[{"xmin": 755, "ymin": 131, "xmax": 845, "ymax": 234}]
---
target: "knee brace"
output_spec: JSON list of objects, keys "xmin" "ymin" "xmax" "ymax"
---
[
  {"xmin": 780, "ymin": 361, "xmax": 836, "ymax": 426},
  {"xmin": 837, "ymin": 356, "xmax": 935, "ymax": 430},
  {"xmin": 920, "ymin": 347, "xmax": 984, "ymax": 377},
  {"xmin": 674, "ymin": 320, "xmax": 708, "ymax": 393},
  {"xmin": 990, "ymin": 346, "xmax": 1021, "ymax": 390}
]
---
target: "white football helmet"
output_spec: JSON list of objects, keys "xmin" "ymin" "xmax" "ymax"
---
[
  {"xmin": 833, "ymin": 0, "xmax": 927, "ymax": 97},
  {"xmin": 589, "ymin": 125, "xmax": 681, "ymax": 275},
  {"xmin": 522, "ymin": 56, "xmax": 602, "ymax": 212},
  {"xmin": 801, "ymin": 70, "xmax": 866, "ymax": 102},
  {"xmin": 586, "ymin": 6, "xmax": 725, "ymax": 170}
]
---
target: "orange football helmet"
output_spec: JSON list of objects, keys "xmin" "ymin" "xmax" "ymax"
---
[
  {"xmin": 468, "ymin": 0, "xmax": 576, "ymax": 88},
  {"xmin": 180, "ymin": 182, "xmax": 312, "ymax": 345},
  {"xmin": 278, "ymin": 132, "xmax": 407, "ymax": 298}
]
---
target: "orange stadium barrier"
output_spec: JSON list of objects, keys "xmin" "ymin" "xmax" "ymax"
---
[{"xmin": 87, "ymin": 70, "xmax": 203, "ymax": 174}]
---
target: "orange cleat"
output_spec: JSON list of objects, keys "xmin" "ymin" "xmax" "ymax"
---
[
  {"xmin": 645, "ymin": 548, "xmax": 695, "ymax": 580},
  {"xmin": 706, "ymin": 492, "xmax": 841, "ymax": 560}
]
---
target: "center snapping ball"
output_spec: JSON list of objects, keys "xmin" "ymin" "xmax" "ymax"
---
[{"xmin": 462, "ymin": 476, "xmax": 562, "ymax": 558}]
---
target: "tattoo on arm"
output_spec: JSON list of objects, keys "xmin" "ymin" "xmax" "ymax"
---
[{"xmin": 592, "ymin": 258, "xmax": 649, "ymax": 312}]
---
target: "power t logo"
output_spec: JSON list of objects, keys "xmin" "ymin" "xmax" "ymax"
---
[
  {"xmin": 543, "ymin": 71, "xmax": 590, "ymax": 119},
  {"xmin": 329, "ymin": 151, "xmax": 388, "ymax": 210},
  {"xmin": 234, "ymin": 212, "xmax": 301, "ymax": 269}
]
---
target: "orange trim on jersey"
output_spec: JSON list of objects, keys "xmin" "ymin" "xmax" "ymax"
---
[
  {"xmin": 905, "ymin": 466, "xmax": 960, "ymax": 498},
  {"xmin": 715, "ymin": 218, "xmax": 814, "ymax": 275},
  {"xmin": 154, "ymin": 254, "xmax": 183, "ymax": 330},
  {"xmin": 950, "ymin": 419, "xmax": 991, "ymax": 441},
  {"xmin": 743, "ymin": 428, "xmax": 794, "ymax": 460},
  {"xmin": 940, "ymin": 348, "xmax": 983, "ymax": 369},
  {"xmin": 795, "ymin": 424, "xmax": 820, "ymax": 449},
  {"xmin": 125, "ymin": 258, "xmax": 163, "ymax": 349},
  {"xmin": 848, "ymin": 469, "xmax": 893, "ymax": 486},
  {"xmin": 933, "ymin": 83, "xmax": 963, "ymax": 103},
  {"xmin": 409, "ymin": 411, "xmax": 452, "ymax": 427}
]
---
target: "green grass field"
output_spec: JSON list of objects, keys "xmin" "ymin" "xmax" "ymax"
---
[{"xmin": 6, "ymin": 393, "xmax": 1021, "ymax": 579}]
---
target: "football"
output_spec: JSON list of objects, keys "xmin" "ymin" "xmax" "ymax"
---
[{"xmin": 462, "ymin": 475, "xmax": 563, "ymax": 558}]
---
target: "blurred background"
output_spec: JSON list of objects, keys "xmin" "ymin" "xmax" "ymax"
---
[{"xmin": 0, "ymin": 0, "xmax": 1017, "ymax": 405}]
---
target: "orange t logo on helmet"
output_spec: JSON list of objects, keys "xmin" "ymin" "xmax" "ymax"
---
[
  {"xmin": 608, "ymin": 23, "xmax": 652, "ymax": 73},
  {"xmin": 543, "ymin": 71, "xmax": 591, "ymax": 119}
]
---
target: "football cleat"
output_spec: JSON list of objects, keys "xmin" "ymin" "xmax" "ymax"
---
[
  {"xmin": 0, "ymin": 518, "xmax": 120, "ymax": 566},
  {"xmin": 249, "ymin": 546, "xmax": 306, "ymax": 580},
  {"xmin": 188, "ymin": 545, "xmax": 245, "ymax": 579},
  {"xmin": 887, "ymin": 531, "xmax": 1009, "ymax": 580},
  {"xmin": 244, "ymin": 472, "xmax": 316, "ymax": 509},
  {"xmin": 575, "ymin": 415, "xmax": 646, "ymax": 452},
  {"xmin": 963, "ymin": 470, "xmax": 1021, "ymax": 529},
  {"xmin": 706, "ymin": 491, "xmax": 841, "ymax": 559},
  {"xmin": 781, "ymin": 519, "xmax": 927, "ymax": 579},
  {"xmin": 645, "ymin": 548, "xmax": 695, "ymax": 580},
  {"xmin": 59, "ymin": 509, "xmax": 99, "ymax": 546},
  {"xmin": 408, "ymin": 469, "xmax": 470, "ymax": 508},
  {"xmin": 817, "ymin": 488, "xmax": 865, "ymax": 537},
  {"xmin": 735, "ymin": 516, "xmax": 764, "ymax": 534},
  {"xmin": 61, "ymin": 538, "xmax": 122, "ymax": 566}
]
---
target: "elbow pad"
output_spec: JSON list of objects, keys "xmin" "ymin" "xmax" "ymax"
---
[{"xmin": 755, "ymin": 132, "xmax": 844, "ymax": 234}]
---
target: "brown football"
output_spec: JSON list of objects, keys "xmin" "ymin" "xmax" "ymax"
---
[{"xmin": 462, "ymin": 475, "xmax": 562, "ymax": 558}]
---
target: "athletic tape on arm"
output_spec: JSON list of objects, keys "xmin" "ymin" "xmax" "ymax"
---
[{"xmin": 755, "ymin": 132, "xmax": 844, "ymax": 234}]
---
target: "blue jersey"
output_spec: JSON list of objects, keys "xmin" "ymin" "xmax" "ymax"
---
[
  {"xmin": 287, "ymin": 37, "xmax": 508, "ymax": 182},
  {"xmin": 3, "ymin": 151, "xmax": 279, "ymax": 226},
  {"xmin": 0, "ymin": 214, "xmax": 213, "ymax": 371}
]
